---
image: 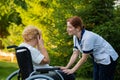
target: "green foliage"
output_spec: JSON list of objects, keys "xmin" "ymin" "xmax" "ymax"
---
[
  {"xmin": 0, "ymin": 0, "xmax": 22, "ymax": 34},
  {"xmin": 14, "ymin": 0, "xmax": 28, "ymax": 10},
  {"xmin": 77, "ymin": 0, "xmax": 115, "ymax": 29},
  {"xmin": 0, "ymin": 0, "xmax": 120, "ymax": 79},
  {"xmin": 0, "ymin": 23, "xmax": 24, "ymax": 51},
  {"xmin": 0, "ymin": 0, "xmax": 22, "ymax": 48}
]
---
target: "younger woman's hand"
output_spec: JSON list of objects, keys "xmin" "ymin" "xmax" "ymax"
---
[
  {"xmin": 62, "ymin": 68, "xmax": 74, "ymax": 75},
  {"xmin": 60, "ymin": 66, "xmax": 68, "ymax": 70}
]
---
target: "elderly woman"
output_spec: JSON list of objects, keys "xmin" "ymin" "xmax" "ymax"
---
[
  {"xmin": 19, "ymin": 25, "xmax": 75, "ymax": 80},
  {"xmin": 19, "ymin": 25, "xmax": 50, "ymax": 68}
]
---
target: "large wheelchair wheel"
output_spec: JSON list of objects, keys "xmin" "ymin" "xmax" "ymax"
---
[
  {"xmin": 6, "ymin": 70, "xmax": 19, "ymax": 80},
  {"xmin": 26, "ymin": 74, "xmax": 54, "ymax": 80}
]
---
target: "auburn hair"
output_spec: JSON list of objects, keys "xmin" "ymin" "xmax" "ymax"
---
[{"xmin": 67, "ymin": 16, "xmax": 84, "ymax": 30}]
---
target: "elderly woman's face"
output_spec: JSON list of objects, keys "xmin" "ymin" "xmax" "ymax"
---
[{"xmin": 67, "ymin": 22, "xmax": 77, "ymax": 36}]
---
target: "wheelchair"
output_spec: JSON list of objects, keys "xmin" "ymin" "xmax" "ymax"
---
[{"xmin": 6, "ymin": 45, "xmax": 64, "ymax": 80}]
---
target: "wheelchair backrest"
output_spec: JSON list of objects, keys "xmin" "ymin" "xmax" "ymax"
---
[{"xmin": 15, "ymin": 46, "xmax": 34, "ymax": 79}]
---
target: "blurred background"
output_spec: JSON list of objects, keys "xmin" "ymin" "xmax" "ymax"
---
[{"xmin": 0, "ymin": 0, "xmax": 120, "ymax": 80}]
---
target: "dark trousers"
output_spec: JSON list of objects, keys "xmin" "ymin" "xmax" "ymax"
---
[
  {"xmin": 93, "ymin": 58, "xmax": 117, "ymax": 80},
  {"xmin": 57, "ymin": 70, "xmax": 75, "ymax": 80}
]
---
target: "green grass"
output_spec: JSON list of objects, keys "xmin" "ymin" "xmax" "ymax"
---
[
  {"xmin": 0, "ymin": 61, "xmax": 92, "ymax": 80},
  {"xmin": 76, "ymin": 78, "xmax": 92, "ymax": 80},
  {"xmin": 0, "ymin": 61, "xmax": 18, "ymax": 80}
]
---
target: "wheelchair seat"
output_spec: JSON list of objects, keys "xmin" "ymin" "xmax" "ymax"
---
[{"xmin": 6, "ymin": 45, "xmax": 64, "ymax": 80}]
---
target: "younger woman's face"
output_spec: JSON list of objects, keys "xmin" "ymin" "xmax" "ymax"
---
[{"xmin": 67, "ymin": 22, "xmax": 77, "ymax": 36}]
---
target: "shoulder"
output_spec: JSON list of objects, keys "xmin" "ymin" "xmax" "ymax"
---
[
  {"xmin": 19, "ymin": 43, "xmax": 36, "ymax": 52},
  {"xmin": 83, "ymin": 30, "xmax": 100, "ymax": 39},
  {"xmin": 19, "ymin": 43, "xmax": 31, "ymax": 49},
  {"xmin": 84, "ymin": 30, "xmax": 96, "ymax": 36}
]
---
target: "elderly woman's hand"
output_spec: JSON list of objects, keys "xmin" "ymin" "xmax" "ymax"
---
[{"xmin": 37, "ymin": 35, "xmax": 44, "ymax": 49}]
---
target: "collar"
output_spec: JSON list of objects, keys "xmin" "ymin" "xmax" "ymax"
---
[
  {"xmin": 81, "ymin": 29, "xmax": 85, "ymax": 40},
  {"xmin": 77, "ymin": 29, "xmax": 85, "ymax": 44}
]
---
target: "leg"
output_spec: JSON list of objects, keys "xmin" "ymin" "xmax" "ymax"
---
[
  {"xmin": 99, "ymin": 59, "xmax": 117, "ymax": 80},
  {"xmin": 57, "ymin": 70, "xmax": 75, "ymax": 80},
  {"xmin": 93, "ymin": 61, "xmax": 99, "ymax": 80}
]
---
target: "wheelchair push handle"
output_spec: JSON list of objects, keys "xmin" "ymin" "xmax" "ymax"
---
[{"xmin": 7, "ymin": 45, "xmax": 18, "ymax": 49}]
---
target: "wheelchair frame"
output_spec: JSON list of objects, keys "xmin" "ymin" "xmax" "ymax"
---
[{"xmin": 6, "ymin": 45, "xmax": 64, "ymax": 80}]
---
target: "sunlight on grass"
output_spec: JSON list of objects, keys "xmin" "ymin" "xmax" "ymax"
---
[{"xmin": 0, "ymin": 61, "xmax": 18, "ymax": 80}]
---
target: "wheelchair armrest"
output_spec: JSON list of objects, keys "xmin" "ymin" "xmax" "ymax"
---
[{"xmin": 36, "ymin": 67, "xmax": 60, "ymax": 73}]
